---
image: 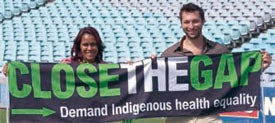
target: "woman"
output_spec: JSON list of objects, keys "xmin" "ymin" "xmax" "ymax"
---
[
  {"xmin": 2, "ymin": 26, "xmax": 106, "ymax": 75},
  {"xmin": 61, "ymin": 26, "xmax": 105, "ymax": 64},
  {"xmin": 63, "ymin": 26, "xmax": 133, "ymax": 123}
]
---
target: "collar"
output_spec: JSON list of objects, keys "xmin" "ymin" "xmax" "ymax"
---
[{"xmin": 174, "ymin": 36, "xmax": 216, "ymax": 54}]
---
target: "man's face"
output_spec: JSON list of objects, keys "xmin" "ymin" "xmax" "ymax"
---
[{"xmin": 181, "ymin": 11, "xmax": 204, "ymax": 39}]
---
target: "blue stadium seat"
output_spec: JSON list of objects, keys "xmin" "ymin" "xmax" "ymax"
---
[
  {"xmin": 3, "ymin": 10, "xmax": 13, "ymax": 19},
  {"xmin": 142, "ymin": 11, "xmax": 153, "ymax": 18},
  {"xmin": 36, "ymin": 0, "xmax": 46, "ymax": 6},
  {"xmin": 240, "ymin": 43, "xmax": 255, "ymax": 51},
  {"xmin": 29, "ymin": 1, "xmax": 38, "ymax": 9},
  {"xmin": 249, "ymin": 38, "xmax": 262, "ymax": 48},
  {"xmin": 3, "ymin": 50, "xmax": 16, "ymax": 61},
  {"xmin": 135, "ymin": 17, "xmax": 147, "ymax": 25},
  {"xmin": 124, "ymin": 17, "xmax": 135, "ymax": 25},
  {"xmin": 104, "ymin": 17, "xmax": 115, "ymax": 25},
  {"xmin": 220, "ymin": 9, "xmax": 231, "ymax": 19},
  {"xmin": 105, "ymin": 56, "xmax": 118, "ymax": 63},
  {"xmin": 40, "ymin": 55, "xmax": 53, "ymax": 62},
  {"xmin": 128, "ymin": 36, "xmax": 141, "ymax": 46},
  {"xmin": 221, "ymin": 32, "xmax": 233, "ymax": 45},
  {"xmin": 128, "ymin": 41, "xmax": 140, "ymax": 48},
  {"xmin": 229, "ymin": 25, "xmax": 242, "ymax": 42},
  {"xmin": 29, "ymin": 55, "xmax": 41, "ymax": 62},
  {"xmin": 130, "ymin": 50, "xmax": 144, "ymax": 60},
  {"xmin": 238, "ymin": 22, "xmax": 250, "ymax": 37},
  {"xmin": 0, "ymin": 0, "xmax": 274, "ymax": 68},
  {"xmin": 265, "ymin": 38, "xmax": 275, "ymax": 49},
  {"xmin": 211, "ymin": 32, "xmax": 229, "ymax": 45},
  {"xmin": 264, "ymin": 64, "xmax": 275, "ymax": 82},
  {"xmin": 117, "ymin": 46, "xmax": 131, "ymax": 61},
  {"xmin": 231, "ymin": 47, "xmax": 245, "ymax": 53},
  {"xmin": 131, "ymin": 9, "xmax": 142, "ymax": 18},
  {"xmin": 0, "ymin": 51, "xmax": 3, "ymax": 62},
  {"xmin": 157, "ymin": 17, "xmax": 169, "ymax": 25},
  {"xmin": 119, "ymin": 8, "xmax": 131, "ymax": 18},
  {"xmin": 162, "ymin": 7, "xmax": 174, "ymax": 17},
  {"xmin": 0, "ymin": 13, "xmax": 3, "ymax": 22},
  {"xmin": 267, "ymin": 29, "xmax": 275, "ymax": 38},
  {"xmin": 143, "ymin": 46, "xmax": 157, "ymax": 58},
  {"xmin": 258, "ymin": 33, "xmax": 270, "ymax": 43},
  {"xmin": 13, "ymin": 6, "xmax": 21, "ymax": 16},
  {"xmin": 113, "ymin": 17, "xmax": 125, "ymax": 25},
  {"xmin": 256, "ymin": 44, "xmax": 273, "ymax": 53},
  {"xmin": 21, "ymin": 3, "xmax": 30, "ymax": 12}
]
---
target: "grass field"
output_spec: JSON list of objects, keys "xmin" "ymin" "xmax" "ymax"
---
[
  {"xmin": 111, "ymin": 118, "xmax": 165, "ymax": 123},
  {"xmin": 124, "ymin": 118, "xmax": 165, "ymax": 123},
  {"xmin": 0, "ymin": 109, "xmax": 165, "ymax": 123},
  {"xmin": 0, "ymin": 108, "xmax": 7, "ymax": 123}
]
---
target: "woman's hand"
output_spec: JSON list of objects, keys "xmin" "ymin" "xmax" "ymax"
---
[
  {"xmin": 126, "ymin": 60, "xmax": 134, "ymax": 65},
  {"xmin": 151, "ymin": 54, "xmax": 157, "ymax": 60},
  {"xmin": 2, "ymin": 62, "xmax": 8, "ymax": 76}
]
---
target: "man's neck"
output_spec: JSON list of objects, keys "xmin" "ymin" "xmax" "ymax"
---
[
  {"xmin": 182, "ymin": 36, "xmax": 205, "ymax": 55},
  {"xmin": 184, "ymin": 36, "xmax": 204, "ymax": 47}
]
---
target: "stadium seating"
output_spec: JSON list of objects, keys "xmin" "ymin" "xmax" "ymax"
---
[{"xmin": 0, "ymin": 0, "xmax": 274, "ymax": 82}]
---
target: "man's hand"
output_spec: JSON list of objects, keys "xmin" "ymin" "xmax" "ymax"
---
[{"xmin": 261, "ymin": 50, "xmax": 272, "ymax": 71}]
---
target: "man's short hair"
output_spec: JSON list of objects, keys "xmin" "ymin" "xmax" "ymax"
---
[{"xmin": 179, "ymin": 2, "xmax": 205, "ymax": 22}]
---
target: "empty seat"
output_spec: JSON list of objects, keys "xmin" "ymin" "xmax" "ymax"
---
[
  {"xmin": 130, "ymin": 48, "xmax": 144, "ymax": 60},
  {"xmin": 29, "ymin": 1, "xmax": 38, "ymax": 9},
  {"xmin": 105, "ymin": 56, "xmax": 118, "ymax": 63},
  {"xmin": 21, "ymin": 3, "xmax": 30, "ymax": 12},
  {"xmin": 229, "ymin": 26, "xmax": 242, "ymax": 42},
  {"xmin": 240, "ymin": 43, "xmax": 255, "ymax": 51},
  {"xmin": 3, "ymin": 10, "xmax": 13, "ymax": 19},
  {"xmin": 36, "ymin": 0, "xmax": 46, "ymax": 6},
  {"xmin": 267, "ymin": 29, "xmax": 275, "ymax": 38},
  {"xmin": 249, "ymin": 38, "xmax": 262, "ymax": 48},
  {"xmin": 1, "ymin": 0, "xmax": 274, "ymax": 68},
  {"xmin": 258, "ymin": 33, "xmax": 270, "ymax": 43},
  {"xmin": 239, "ymin": 19, "xmax": 257, "ymax": 36},
  {"xmin": 211, "ymin": 32, "xmax": 230, "ymax": 45},
  {"xmin": 131, "ymin": 9, "xmax": 142, "ymax": 18}
]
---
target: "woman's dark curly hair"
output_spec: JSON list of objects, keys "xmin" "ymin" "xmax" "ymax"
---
[{"xmin": 71, "ymin": 26, "xmax": 105, "ymax": 63}]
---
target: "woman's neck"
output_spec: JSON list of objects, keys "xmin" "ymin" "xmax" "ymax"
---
[{"xmin": 82, "ymin": 59, "xmax": 95, "ymax": 64}]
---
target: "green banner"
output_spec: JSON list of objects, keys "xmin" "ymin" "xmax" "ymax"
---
[{"xmin": 8, "ymin": 51, "xmax": 262, "ymax": 123}]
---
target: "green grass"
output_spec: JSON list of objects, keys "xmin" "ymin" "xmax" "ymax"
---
[
  {"xmin": 131, "ymin": 118, "xmax": 165, "ymax": 123},
  {"xmin": 0, "ymin": 108, "xmax": 7, "ymax": 123},
  {"xmin": 112, "ymin": 117, "xmax": 165, "ymax": 123}
]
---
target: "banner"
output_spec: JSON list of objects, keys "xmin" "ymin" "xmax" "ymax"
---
[{"xmin": 8, "ymin": 51, "xmax": 262, "ymax": 123}]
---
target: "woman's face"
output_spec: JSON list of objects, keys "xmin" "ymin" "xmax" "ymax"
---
[{"xmin": 80, "ymin": 33, "xmax": 98, "ymax": 63}]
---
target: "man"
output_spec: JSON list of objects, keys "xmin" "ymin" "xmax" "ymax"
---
[{"xmin": 159, "ymin": 2, "xmax": 272, "ymax": 123}]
